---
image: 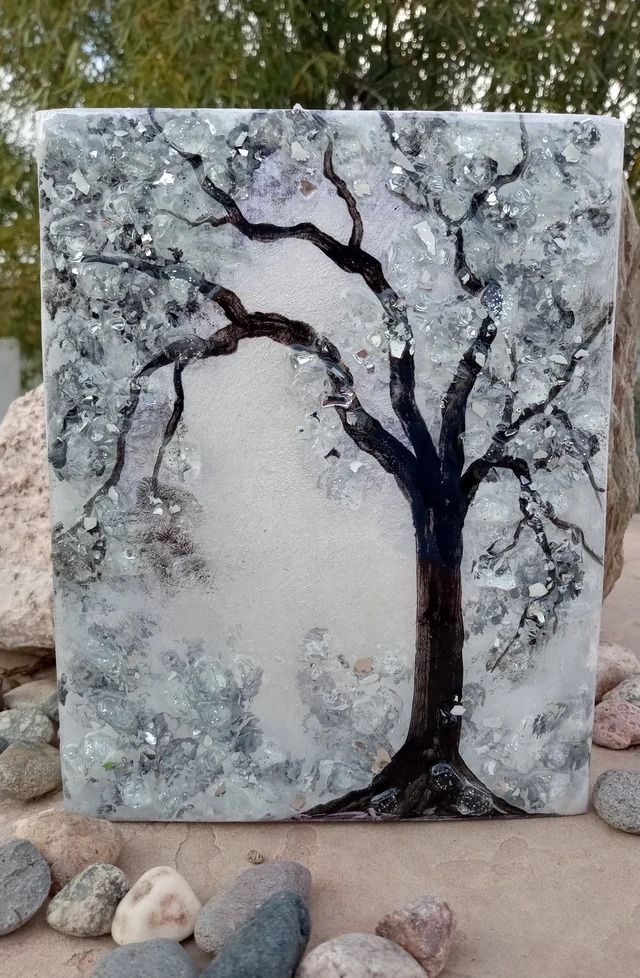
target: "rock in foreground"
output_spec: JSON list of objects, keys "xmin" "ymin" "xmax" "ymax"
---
[
  {"xmin": 602, "ymin": 674, "xmax": 640, "ymax": 707},
  {"xmin": 0, "ymin": 742, "xmax": 61, "ymax": 800},
  {"xmin": 14, "ymin": 808, "xmax": 122, "ymax": 890},
  {"xmin": 297, "ymin": 933, "xmax": 427, "ymax": 978},
  {"xmin": 92, "ymin": 939, "xmax": 199, "ymax": 978},
  {"xmin": 376, "ymin": 896, "xmax": 455, "ymax": 977},
  {"xmin": 593, "ymin": 770, "xmax": 640, "ymax": 834},
  {"xmin": 0, "ymin": 706, "xmax": 54, "ymax": 744},
  {"xmin": 0, "ymin": 385, "xmax": 54, "ymax": 653},
  {"xmin": 112, "ymin": 866, "xmax": 201, "ymax": 944},
  {"xmin": 4, "ymin": 678, "xmax": 59, "ymax": 720},
  {"xmin": 596, "ymin": 643, "xmax": 640, "ymax": 702},
  {"xmin": 0, "ymin": 839, "xmax": 51, "ymax": 935},
  {"xmin": 47, "ymin": 863, "xmax": 129, "ymax": 936},
  {"xmin": 592, "ymin": 699, "xmax": 640, "ymax": 749},
  {"xmin": 201, "ymin": 891, "xmax": 309, "ymax": 978},
  {"xmin": 195, "ymin": 859, "xmax": 311, "ymax": 954}
]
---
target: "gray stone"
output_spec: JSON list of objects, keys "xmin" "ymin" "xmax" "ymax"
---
[
  {"xmin": 376, "ymin": 896, "xmax": 455, "ymax": 977},
  {"xmin": 602, "ymin": 674, "xmax": 640, "ymax": 707},
  {"xmin": 0, "ymin": 736, "xmax": 8, "ymax": 755},
  {"xmin": 593, "ymin": 770, "xmax": 640, "ymax": 834},
  {"xmin": 0, "ymin": 839, "xmax": 52, "ymax": 935},
  {"xmin": 297, "ymin": 933, "xmax": 427, "ymax": 978},
  {"xmin": 47, "ymin": 863, "xmax": 129, "ymax": 936},
  {"xmin": 0, "ymin": 741, "xmax": 61, "ymax": 799},
  {"xmin": 195, "ymin": 859, "xmax": 311, "ymax": 955},
  {"xmin": 4, "ymin": 679, "xmax": 59, "ymax": 721},
  {"xmin": 201, "ymin": 891, "xmax": 309, "ymax": 978},
  {"xmin": 92, "ymin": 939, "xmax": 199, "ymax": 978},
  {"xmin": 596, "ymin": 643, "xmax": 640, "ymax": 702},
  {"xmin": 0, "ymin": 706, "xmax": 55, "ymax": 744}
]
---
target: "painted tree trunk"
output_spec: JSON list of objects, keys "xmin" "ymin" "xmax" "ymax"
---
[{"xmin": 303, "ymin": 529, "xmax": 524, "ymax": 819}]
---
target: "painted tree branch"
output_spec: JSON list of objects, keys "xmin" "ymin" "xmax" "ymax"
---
[
  {"xmin": 149, "ymin": 109, "xmax": 440, "ymax": 480},
  {"xmin": 151, "ymin": 360, "xmax": 185, "ymax": 491},
  {"xmin": 435, "ymin": 118, "xmax": 529, "ymax": 484},
  {"xmin": 74, "ymin": 253, "xmax": 422, "ymax": 527},
  {"xmin": 322, "ymin": 142, "xmax": 363, "ymax": 247}
]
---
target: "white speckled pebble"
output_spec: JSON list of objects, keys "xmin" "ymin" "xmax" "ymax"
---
[
  {"xmin": 296, "ymin": 933, "xmax": 427, "ymax": 977},
  {"xmin": 112, "ymin": 866, "xmax": 201, "ymax": 945}
]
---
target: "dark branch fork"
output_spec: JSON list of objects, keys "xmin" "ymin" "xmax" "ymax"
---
[
  {"xmin": 147, "ymin": 109, "xmax": 440, "ymax": 493},
  {"xmin": 76, "ymin": 253, "xmax": 422, "ymax": 525}
]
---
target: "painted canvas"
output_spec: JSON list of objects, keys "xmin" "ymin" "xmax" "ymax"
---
[{"xmin": 37, "ymin": 108, "xmax": 623, "ymax": 822}]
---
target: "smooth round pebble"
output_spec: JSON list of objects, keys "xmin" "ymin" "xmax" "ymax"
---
[
  {"xmin": 92, "ymin": 939, "xmax": 199, "ymax": 978},
  {"xmin": 0, "ymin": 706, "xmax": 54, "ymax": 744},
  {"xmin": 593, "ymin": 769, "xmax": 640, "ymax": 833},
  {"xmin": 376, "ymin": 896, "xmax": 455, "ymax": 977},
  {"xmin": 201, "ymin": 891, "xmax": 309, "ymax": 978},
  {"xmin": 195, "ymin": 859, "xmax": 311, "ymax": 954},
  {"xmin": 0, "ymin": 839, "xmax": 52, "ymax": 935},
  {"xmin": 4, "ymin": 679, "xmax": 59, "ymax": 719},
  {"xmin": 592, "ymin": 699, "xmax": 640, "ymax": 749},
  {"xmin": 112, "ymin": 866, "xmax": 201, "ymax": 944},
  {"xmin": 297, "ymin": 933, "xmax": 428, "ymax": 978},
  {"xmin": 0, "ymin": 742, "xmax": 61, "ymax": 800},
  {"xmin": 14, "ymin": 809, "xmax": 122, "ymax": 891},
  {"xmin": 47, "ymin": 863, "xmax": 129, "ymax": 936}
]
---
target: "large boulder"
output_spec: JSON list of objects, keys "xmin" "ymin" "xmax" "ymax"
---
[
  {"xmin": 0, "ymin": 385, "xmax": 53, "ymax": 653},
  {"xmin": 604, "ymin": 183, "xmax": 640, "ymax": 596}
]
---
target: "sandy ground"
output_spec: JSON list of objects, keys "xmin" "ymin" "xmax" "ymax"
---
[{"xmin": 1, "ymin": 518, "xmax": 639, "ymax": 978}]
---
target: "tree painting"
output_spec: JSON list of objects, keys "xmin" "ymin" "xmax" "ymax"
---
[{"xmin": 38, "ymin": 108, "xmax": 622, "ymax": 821}]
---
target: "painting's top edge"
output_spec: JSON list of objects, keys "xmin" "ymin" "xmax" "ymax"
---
[{"xmin": 35, "ymin": 106, "xmax": 625, "ymax": 128}]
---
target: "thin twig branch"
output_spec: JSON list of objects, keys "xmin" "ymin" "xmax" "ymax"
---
[
  {"xmin": 151, "ymin": 360, "xmax": 185, "ymax": 491},
  {"xmin": 323, "ymin": 142, "xmax": 363, "ymax": 247},
  {"xmin": 73, "ymin": 253, "xmax": 423, "ymax": 528}
]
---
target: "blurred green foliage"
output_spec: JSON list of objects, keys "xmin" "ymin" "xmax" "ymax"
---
[{"xmin": 0, "ymin": 1, "xmax": 638, "ymax": 378}]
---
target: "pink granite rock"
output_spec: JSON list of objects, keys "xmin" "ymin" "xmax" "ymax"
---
[
  {"xmin": 595, "ymin": 643, "xmax": 640, "ymax": 702},
  {"xmin": 0, "ymin": 385, "xmax": 53, "ymax": 654},
  {"xmin": 14, "ymin": 808, "xmax": 122, "ymax": 891},
  {"xmin": 592, "ymin": 699, "xmax": 640, "ymax": 749},
  {"xmin": 376, "ymin": 896, "xmax": 455, "ymax": 977}
]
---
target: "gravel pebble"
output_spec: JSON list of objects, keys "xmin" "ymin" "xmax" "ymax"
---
[
  {"xmin": 201, "ymin": 891, "xmax": 309, "ymax": 978},
  {"xmin": 596, "ymin": 643, "xmax": 640, "ymax": 701},
  {"xmin": 602, "ymin": 674, "xmax": 640, "ymax": 707},
  {"xmin": 14, "ymin": 809, "xmax": 122, "ymax": 891},
  {"xmin": 47, "ymin": 863, "xmax": 129, "ymax": 936},
  {"xmin": 4, "ymin": 679, "xmax": 59, "ymax": 720},
  {"xmin": 0, "ymin": 839, "xmax": 52, "ymax": 935},
  {"xmin": 92, "ymin": 939, "xmax": 199, "ymax": 978},
  {"xmin": 0, "ymin": 706, "xmax": 54, "ymax": 744},
  {"xmin": 297, "ymin": 933, "xmax": 427, "ymax": 978},
  {"xmin": 195, "ymin": 859, "xmax": 311, "ymax": 954},
  {"xmin": 0, "ymin": 742, "xmax": 61, "ymax": 800},
  {"xmin": 592, "ymin": 699, "xmax": 640, "ymax": 749},
  {"xmin": 376, "ymin": 896, "xmax": 454, "ymax": 977},
  {"xmin": 593, "ymin": 769, "xmax": 640, "ymax": 833},
  {"xmin": 112, "ymin": 866, "xmax": 201, "ymax": 945}
]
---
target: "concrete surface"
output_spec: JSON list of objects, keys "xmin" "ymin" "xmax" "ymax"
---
[{"xmin": 1, "ymin": 518, "xmax": 639, "ymax": 978}]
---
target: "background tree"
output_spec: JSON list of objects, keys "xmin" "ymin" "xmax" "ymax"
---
[{"xmin": 1, "ymin": 0, "xmax": 638, "ymax": 378}]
